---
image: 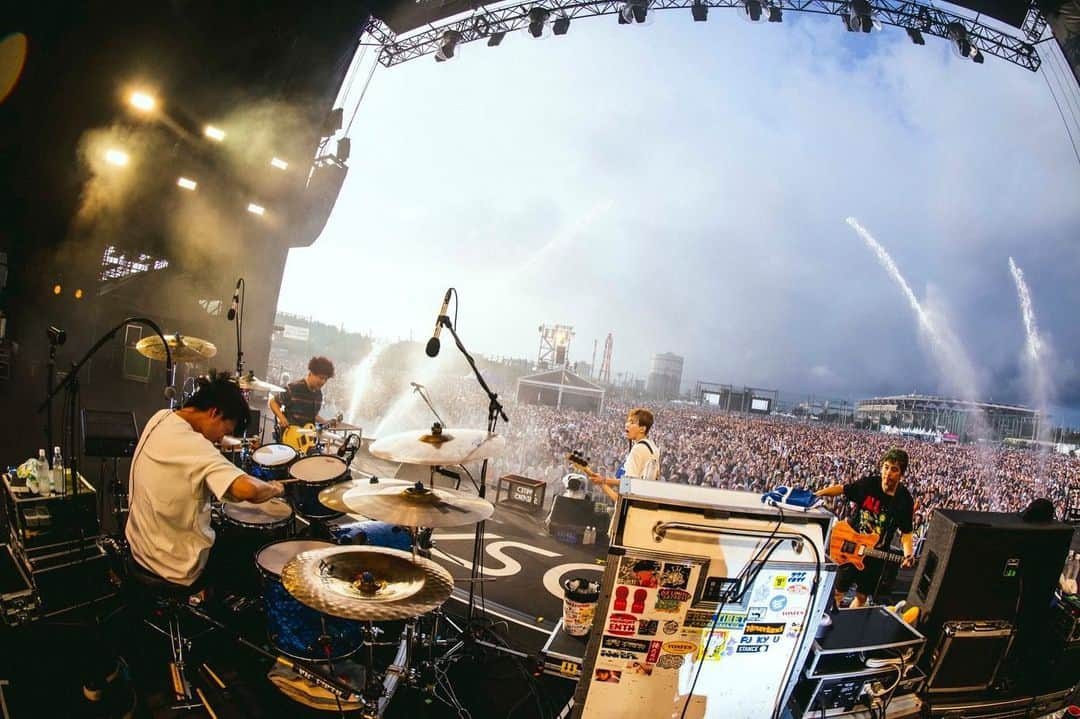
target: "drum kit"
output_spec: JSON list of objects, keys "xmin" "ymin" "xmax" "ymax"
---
[
  {"xmin": 134, "ymin": 332, "xmax": 511, "ymax": 713},
  {"xmin": 211, "ymin": 424, "xmax": 503, "ymax": 714}
]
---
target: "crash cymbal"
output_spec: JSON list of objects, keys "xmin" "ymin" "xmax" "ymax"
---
[
  {"xmin": 135, "ymin": 334, "xmax": 217, "ymax": 363},
  {"xmin": 369, "ymin": 426, "xmax": 506, "ymax": 466},
  {"xmin": 237, "ymin": 373, "xmax": 284, "ymax": 393},
  {"xmin": 341, "ymin": 483, "xmax": 493, "ymax": 528},
  {"xmin": 282, "ymin": 545, "xmax": 453, "ymax": 622},
  {"xmin": 317, "ymin": 477, "xmax": 412, "ymax": 515}
]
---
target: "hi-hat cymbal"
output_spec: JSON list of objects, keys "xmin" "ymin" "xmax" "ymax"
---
[
  {"xmin": 136, "ymin": 334, "xmax": 217, "ymax": 363},
  {"xmin": 317, "ymin": 477, "xmax": 411, "ymax": 515},
  {"xmin": 282, "ymin": 545, "xmax": 453, "ymax": 622},
  {"xmin": 369, "ymin": 427, "xmax": 506, "ymax": 466},
  {"xmin": 237, "ymin": 373, "xmax": 284, "ymax": 393},
  {"xmin": 341, "ymin": 483, "xmax": 493, "ymax": 528}
]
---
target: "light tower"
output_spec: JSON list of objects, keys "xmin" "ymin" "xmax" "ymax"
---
[{"xmin": 537, "ymin": 324, "xmax": 575, "ymax": 368}]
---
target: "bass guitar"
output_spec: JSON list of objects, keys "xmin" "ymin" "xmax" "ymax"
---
[{"xmin": 828, "ymin": 520, "xmax": 905, "ymax": 571}]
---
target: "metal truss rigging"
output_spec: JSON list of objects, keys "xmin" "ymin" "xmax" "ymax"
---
[{"xmin": 364, "ymin": 0, "xmax": 1042, "ymax": 71}]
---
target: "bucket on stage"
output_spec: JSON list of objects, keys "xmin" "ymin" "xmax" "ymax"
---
[{"xmin": 562, "ymin": 578, "xmax": 601, "ymax": 637}]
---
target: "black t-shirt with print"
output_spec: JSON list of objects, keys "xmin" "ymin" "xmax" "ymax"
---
[
  {"xmin": 842, "ymin": 474, "xmax": 914, "ymax": 549},
  {"xmin": 275, "ymin": 379, "xmax": 322, "ymax": 426}
]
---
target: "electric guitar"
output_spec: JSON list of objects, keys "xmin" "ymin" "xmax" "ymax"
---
[
  {"xmin": 282, "ymin": 413, "xmax": 343, "ymax": 454},
  {"xmin": 828, "ymin": 520, "xmax": 905, "ymax": 571},
  {"xmin": 566, "ymin": 451, "xmax": 592, "ymax": 476}
]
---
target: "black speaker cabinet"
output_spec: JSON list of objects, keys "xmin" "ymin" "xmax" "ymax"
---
[
  {"xmin": 907, "ymin": 509, "xmax": 1073, "ymax": 686},
  {"xmin": 909, "ymin": 510, "xmax": 1072, "ymax": 626},
  {"xmin": 549, "ymin": 495, "xmax": 597, "ymax": 527}
]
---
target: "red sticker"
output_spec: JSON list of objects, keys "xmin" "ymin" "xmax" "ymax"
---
[
  {"xmin": 647, "ymin": 641, "xmax": 663, "ymax": 663},
  {"xmin": 607, "ymin": 613, "xmax": 638, "ymax": 636}
]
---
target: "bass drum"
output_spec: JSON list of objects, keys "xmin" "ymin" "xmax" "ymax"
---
[{"xmin": 256, "ymin": 540, "xmax": 364, "ymax": 661}]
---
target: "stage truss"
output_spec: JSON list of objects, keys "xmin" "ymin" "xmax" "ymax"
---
[{"xmin": 363, "ymin": 0, "xmax": 1046, "ymax": 71}]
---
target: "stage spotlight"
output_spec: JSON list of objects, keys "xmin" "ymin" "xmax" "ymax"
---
[
  {"xmin": 74, "ymin": 288, "xmax": 84, "ymax": 300},
  {"xmin": 552, "ymin": 17, "xmax": 570, "ymax": 34},
  {"xmin": 906, "ymin": 28, "xmax": 925, "ymax": 45},
  {"xmin": 270, "ymin": 157, "xmax": 289, "ymax": 170},
  {"xmin": 128, "ymin": 91, "xmax": 157, "ymax": 113},
  {"xmin": 948, "ymin": 22, "xmax": 973, "ymax": 59},
  {"xmin": 619, "ymin": 0, "xmax": 650, "ymax": 24},
  {"xmin": 177, "ymin": 176, "xmax": 197, "ymax": 191},
  {"xmin": 105, "ymin": 148, "xmax": 129, "ymax": 166},
  {"xmin": 435, "ymin": 30, "xmax": 462, "ymax": 61},
  {"xmin": 743, "ymin": 0, "xmax": 764, "ymax": 22},
  {"xmin": 247, "ymin": 203, "xmax": 266, "ymax": 216},
  {"xmin": 691, "ymin": 1, "xmax": 708, "ymax": 21},
  {"xmin": 487, "ymin": 31, "xmax": 506, "ymax": 46},
  {"xmin": 768, "ymin": 5, "xmax": 782, "ymax": 22},
  {"xmin": 322, "ymin": 108, "xmax": 343, "ymax": 137},
  {"xmin": 52, "ymin": 284, "xmax": 62, "ymax": 295},
  {"xmin": 844, "ymin": 0, "xmax": 873, "ymax": 32},
  {"xmin": 204, "ymin": 125, "xmax": 226, "ymax": 141},
  {"xmin": 336, "ymin": 137, "xmax": 351, "ymax": 162},
  {"xmin": 972, "ymin": 48, "xmax": 984, "ymax": 63},
  {"xmin": 528, "ymin": 7, "xmax": 550, "ymax": 37}
]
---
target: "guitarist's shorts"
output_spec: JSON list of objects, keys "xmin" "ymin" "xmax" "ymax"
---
[{"xmin": 835, "ymin": 559, "xmax": 897, "ymax": 597}]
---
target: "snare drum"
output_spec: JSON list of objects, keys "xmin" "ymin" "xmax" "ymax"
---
[
  {"xmin": 251, "ymin": 443, "xmax": 298, "ymax": 481},
  {"xmin": 256, "ymin": 540, "xmax": 364, "ymax": 661},
  {"xmin": 287, "ymin": 455, "xmax": 349, "ymax": 519},
  {"xmin": 214, "ymin": 500, "xmax": 294, "ymax": 593}
]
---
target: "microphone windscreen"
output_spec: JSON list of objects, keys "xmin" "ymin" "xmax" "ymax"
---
[{"xmin": 425, "ymin": 336, "xmax": 440, "ymax": 358}]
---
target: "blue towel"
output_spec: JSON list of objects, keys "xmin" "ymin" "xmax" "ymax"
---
[{"xmin": 760, "ymin": 485, "xmax": 824, "ymax": 511}]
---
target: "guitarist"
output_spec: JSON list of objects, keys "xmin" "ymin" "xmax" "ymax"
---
[
  {"xmin": 582, "ymin": 407, "xmax": 661, "ymax": 502},
  {"xmin": 269, "ymin": 356, "xmax": 335, "ymax": 442},
  {"xmin": 815, "ymin": 447, "xmax": 916, "ymax": 609}
]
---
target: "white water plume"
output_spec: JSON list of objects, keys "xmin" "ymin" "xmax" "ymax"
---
[
  {"xmin": 846, "ymin": 218, "xmax": 998, "ymax": 486},
  {"xmin": 1009, "ymin": 257, "xmax": 1053, "ymax": 488},
  {"xmin": 346, "ymin": 340, "xmax": 387, "ymax": 425}
]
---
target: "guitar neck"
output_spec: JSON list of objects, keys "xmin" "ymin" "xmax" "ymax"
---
[{"xmin": 865, "ymin": 548, "xmax": 903, "ymax": 563}]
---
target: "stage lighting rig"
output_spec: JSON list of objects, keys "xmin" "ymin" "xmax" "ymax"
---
[
  {"xmin": 768, "ymin": 4, "xmax": 782, "ymax": 22},
  {"xmin": 527, "ymin": 7, "xmax": 550, "ymax": 37},
  {"xmin": 906, "ymin": 28, "xmax": 925, "ymax": 44},
  {"xmin": 552, "ymin": 16, "xmax": 570, "ymax": 34},
  {"xmin": 128, "ymin": 91, "xmax": 157, "ymax": 113},
  {"xmin": 948, "ymin": 22, "xmax": 984, "ymax": 63},
  {"xmin": 691, "ymin": 0, "xmax": 708, "ymax": 21},
  {"xmin": 435, "ymin": 29, "xmax": 462, "ymax": 61},
  {"xmin": 487, "ymin": 31, "xmax": 506, "ymax": 46}
]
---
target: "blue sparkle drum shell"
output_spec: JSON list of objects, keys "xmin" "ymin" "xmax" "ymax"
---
[
  {"xmin": 287, "ymin": 454, "xmax": 349, "ymax": 519},
  {"xmin": 255, "ymin": 539, "xmax": 364, "ymax": 661},
  {"xmin": 328, "ymin": 520, "xmax": 413, "ymax": 552},
  {"xmin": 250, "ymin": 443, "xmax": 298, "ymax": 481}
]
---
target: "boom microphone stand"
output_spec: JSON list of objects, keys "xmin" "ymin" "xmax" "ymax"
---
[
  {"xmin": 433, "ymin": 312, "xmax": 508, "ymax": 625},
  {"xmin": 37, "ymin": 317, "xmax": 174, "ymax": 505}
]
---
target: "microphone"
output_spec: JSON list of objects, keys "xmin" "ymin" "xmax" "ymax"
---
[
  {"xmin": 424, "ymin": 288, "xmax": 452, "ymax": 358},
  {"xmin": 226, "ymin": 278, "xmax": 242, "ymax": 321},
  {"xmin": 410, "ymin": 381, "xmax": 424, "ymax": 391}
]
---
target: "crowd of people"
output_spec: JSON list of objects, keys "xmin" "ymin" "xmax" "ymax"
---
[{"xmin": 266, "ymin": 346, "xmax": 1079, "ymax": 539}]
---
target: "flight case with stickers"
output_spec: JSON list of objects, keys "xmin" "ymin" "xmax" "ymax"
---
[
  {"xmin": 572, "ymin": 480, "xmax": 837, "ymax": 719},
  {"xmin": 539, "ymin": 618, "xmax": 588, "ymax": 680}
]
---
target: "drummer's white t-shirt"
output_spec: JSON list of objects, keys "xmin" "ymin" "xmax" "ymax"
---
[{"xmin": 125, "ymin": 410, "xmax": 243, "ymax": 586}]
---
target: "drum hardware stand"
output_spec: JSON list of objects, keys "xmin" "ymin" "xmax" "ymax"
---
[
  {"xmin": 230, "ymin": 277, "xmax": 245, "ymax": 378},
  {"xmin": 44, "ymin": 325, "xmax": 66, "ymax": 454}
]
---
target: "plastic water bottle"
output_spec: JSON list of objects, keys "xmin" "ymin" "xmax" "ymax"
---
[
  {"xmin": 52, "ymin": 446, "xmax": 65, "ymax": 496},
  {"xmin": 36, "ymin": 449, "xmax": 50, "ymax": 495}
]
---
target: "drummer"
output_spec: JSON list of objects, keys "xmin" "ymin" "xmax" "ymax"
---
[
  {"xmin": 125, "ymin": 374, "xmax": 286, "ymax": 593},
  {"xmin": 269, "ymin": 356, "xmax": 335, "ymax": 438}
]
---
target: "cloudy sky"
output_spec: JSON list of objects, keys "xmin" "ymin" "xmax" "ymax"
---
[{"xmin": 278, "ymin": 10, "xmax": 1080, "ymax": 424}]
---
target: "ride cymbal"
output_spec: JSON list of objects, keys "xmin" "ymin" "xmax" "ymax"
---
[{"xmin": 317, "ymin": 477, "xmax": 412, "ymax": 515}]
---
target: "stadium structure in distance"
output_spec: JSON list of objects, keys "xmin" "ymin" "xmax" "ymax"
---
[{"xmin": 856, "ymin": 393, "xmax": 1041, "ymax": 441}]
